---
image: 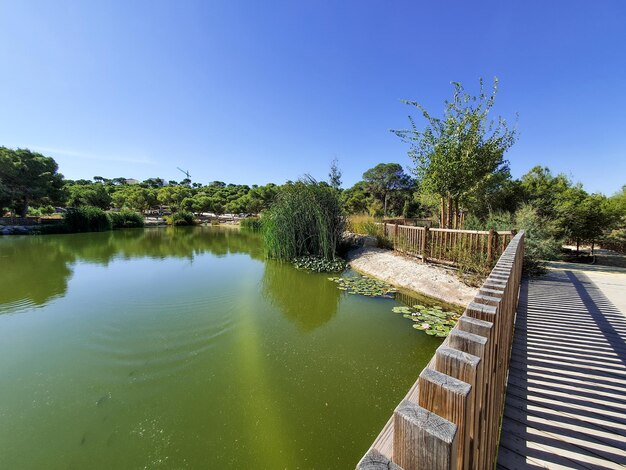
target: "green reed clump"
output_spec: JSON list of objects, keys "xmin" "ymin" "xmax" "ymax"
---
[
  {"xmin": 64, "ymin": 206, "xmax": 112, "ymax": 232},
  {"xmin": 109, "ymin": 210, "xmax": 144, "ymax": 229},
  {"xmin": 240, "ymin": 217, "xmax": 262, "ymax": 231},
  {"xmin": 263, "ymin": 179, "xmax": 344, "ymax": 261}
]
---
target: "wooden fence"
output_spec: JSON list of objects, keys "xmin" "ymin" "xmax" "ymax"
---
[
  {"xmin": 381, "ymin": 223, "xmax": 515, "ymax": 270},
  {"xmin": 357, "ymin": 231, "xmax": 525, "ymax": 470}
]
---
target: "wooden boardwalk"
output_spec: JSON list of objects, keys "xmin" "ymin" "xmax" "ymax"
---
[{"xmin": 497, "ymin": 269, "xmax": 626, "ymax": 469}]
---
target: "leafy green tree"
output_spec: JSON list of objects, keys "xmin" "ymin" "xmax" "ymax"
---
[
  {"xmin": 340, "ymin": 181, "xmax": 371, "ymax": 214},
  {"xmin": 66, "ymin": 183, "xmax": 112, "ymax": 209},
  {"xmin": 559, "ymin": 192, "xmax": 614, "ymax": 253},
  {"xmin": 0, "ymin": 147, "xmax": 65, "ymax": 216},
  {"xmin": 362, "ymin": 163, "xmax": 413, "ymax": 217},
  {"xmin": 156, "ymin": 186, "xmax": 192, "ymax": 212},
  {"xmin": 520, "ymin": 166, "xmax": 572, "ymax": 219},
  {"xmin": 393, "ymin": 78, "xmax": 516, "ymax": 228},
  {"xmin": 141, "ymin": 177, "xmax": 165, "ymax": 189}
]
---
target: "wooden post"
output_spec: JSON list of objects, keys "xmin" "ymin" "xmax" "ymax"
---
[
  {"xmin": 394, "ymin": 400, "xmax": 457, "ymax": 470},
  {"xmin": 487, "ymin": 229, "xmax": 494, "ymax": 267},
  {"xmin": 422, "ymin": 226, "xmax": 430, "ymax": 263},
  {"xmin": 394, "ymin": 223, "xmax": 399, "ymax": 250},
  {"xmin": 383, "ymin": 222, "xmax": 387, "ymax": 238},
  {"xmin": 434, "ymin": 348, "xmax": 480, "ymax": 470},
  {"xmin": 418, "ymin": 368, "xmax": 471, "ymax": 470}
]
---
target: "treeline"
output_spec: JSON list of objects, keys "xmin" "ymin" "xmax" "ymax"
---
[
  {"xmin": 0, "ymin": 146, "xmax": 279, "ymax": 217},
  {"xmin": 342, "ymin": 161, "xmax": 626, "ymax": 252}
]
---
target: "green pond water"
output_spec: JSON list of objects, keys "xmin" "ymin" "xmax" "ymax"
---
[{"xmin": 0, "ymin": 227, "xmax": 442, "ymax": 469}]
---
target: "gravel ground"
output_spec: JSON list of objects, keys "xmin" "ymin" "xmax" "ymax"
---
[{"xmin": 347, "ymin": 246, "xmax": 478, "ymax": 307}]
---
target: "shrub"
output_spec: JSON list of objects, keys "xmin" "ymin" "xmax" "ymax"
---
[
  {"xmin": 513, "ymin": 204, "xmax": 562, "ymax": 275},
  {"xmin": 27, "ymin": 205, "xmax": 55, "ymax": 216},
  {"xmin": 64, "ymin": 206, "xmax": 112, "ymax": 232},
  {"xmin": 168, "ymin": 211, "xmax": 195, "ymax": 226},
  {"xmin": 109, "ymin": 210, "xmax": 144, "ymax": 229},
  {"xmin": 240, "ymin": 217, "xmax": 262, "ymax": 231},
  {"xmin": 263, "ymin": 179, "xmax": 344, "ymax": 261}
]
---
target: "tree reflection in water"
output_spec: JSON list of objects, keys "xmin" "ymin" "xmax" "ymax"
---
[{"xmin": 0, "ymin": 227, "xmax": 263, "ymax": 312}]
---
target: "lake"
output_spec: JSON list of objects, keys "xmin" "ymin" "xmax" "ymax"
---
[{"xmin": 0, "ymin": 227, "xmax": 441, "ymax": 469}]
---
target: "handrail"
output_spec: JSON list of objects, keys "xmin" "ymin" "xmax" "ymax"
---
[{"xmin": 357, "ymin": 231, "xmax": 525, "ymax": 470}]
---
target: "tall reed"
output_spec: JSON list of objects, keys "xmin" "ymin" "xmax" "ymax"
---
[{"xmin": 263, "ymin": 179, "xmax": 344, "ymax": 260}]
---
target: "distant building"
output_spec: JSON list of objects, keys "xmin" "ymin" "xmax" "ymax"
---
[{"xmin": 125, "ymin": 178, "xmax": 139, "ymax": 185}]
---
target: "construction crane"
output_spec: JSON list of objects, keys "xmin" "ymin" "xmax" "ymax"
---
[{"xmin": 176, "ymin": 167, "xmax": 191, "ymax": 180}]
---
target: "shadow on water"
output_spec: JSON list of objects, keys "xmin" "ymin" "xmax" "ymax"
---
[
  {"xmin": 261, "ymin": 260, "xmax": 341, "ymax": 331},
  {"xmin": 0, "ymin": 227, "xmax": 263, "ymax": 311}
]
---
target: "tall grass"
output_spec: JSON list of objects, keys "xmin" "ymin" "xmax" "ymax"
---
[
  {"xmin": 346, "ymin": 214, "xmax": 382, "ymax": 236},
  {"xmin": 263, "ymin": 179, "xmax": 344, "ymax": 260},
  {"xmin": 240, "ymin": 217, "xmax": 262, "ymax": 231}
]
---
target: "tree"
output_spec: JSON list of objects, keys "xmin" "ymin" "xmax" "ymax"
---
[
  {"xmin": 520, "ymin": 166, "xmax": 572, "ymax": 219},
  {"xmin": 362, "ymin": 163, "xmax": 413, "ymax": 217},
  {"xmin": 0, "ymin": 147, "xmax": 65, "ymax": 216},
  {"xmin": 328, "ymin": 158, "xmax": 342, "ymax": 190},
  {"xmin": 393, "ymin": 78, "xmax": 516, "ymax": 228},
  {"xmin": 558, "ymin": 192, "xmax": 613, "ymax": 254},
  {"xmin": 111, "ymin": 186, "xmax": 157, "ymax": 213},
  {"xmin": 66, "ymin": 183, "xmax": 112, "ymax": 209},
  {"xmin": 340, "ymin": 181, "xmax": 371, "ymax": 214},
  {"xmin": 157, "ymin": 186, "xmax": 192, "ymax": 212}
]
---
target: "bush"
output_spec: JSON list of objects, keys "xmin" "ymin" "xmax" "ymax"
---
[
  {"xmin": 64, "ymin": 206, "xmax": 112, "ymax": 232},
  {"xmin": 240, "ymin": 217, "xmax": 262, "ymax": 231},
  {"xmin": 263, "ymin": 179, "xmax": 344, "ymax": 261},
  {"xmin": 463, "ymin": 205, "xmax": 561, "ymax": 276},
  {"xmin": 167, "ymin": 211, "xmax": 195, "ymax": 226},
  {"xmin": 514, "ymin": 204, "xmax": 562, "ymax": 275},
  {"xmin": 27, "ymin": 205, "xmax": 55, "ymax": 216},
  {"xmin": 109, "ymin": 210, "xmax": 144, "ymax": 229}
]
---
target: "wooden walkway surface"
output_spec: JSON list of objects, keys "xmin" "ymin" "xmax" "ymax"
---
[{"xmin": 497, "ymin": 268, "xmax": 626, "ymax": 469}]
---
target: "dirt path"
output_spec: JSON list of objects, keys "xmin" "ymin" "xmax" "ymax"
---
[{"xmin": 347, "ymin": 246, "xmax": 477, "ymax": 307}]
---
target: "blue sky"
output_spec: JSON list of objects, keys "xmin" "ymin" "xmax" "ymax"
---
[{"xmin": 0, "ymin": 1, "xmax": 624, "ymax": 194}]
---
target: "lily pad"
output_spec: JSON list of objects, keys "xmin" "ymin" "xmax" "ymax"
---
[
  {"xmin": 395, "ymin": 302, "xmax": 461, "ymax": 338},
  {"xmin": 330, "ymin": 275, "xmax": 397, "ymax": 298}
]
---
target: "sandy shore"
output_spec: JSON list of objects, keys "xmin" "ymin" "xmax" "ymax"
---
[{"xmin": 347, "ymin": 246, "xmax": 478, "ymax": 307}]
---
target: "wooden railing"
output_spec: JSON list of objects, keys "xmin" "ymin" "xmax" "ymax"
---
[
  {"xmin": 357, "ymin": 231, "xmax": 525, "ymax": 470},
  {"xmin": 380, "ymin": 223, "xmax": 515, "ymax": 270}
]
